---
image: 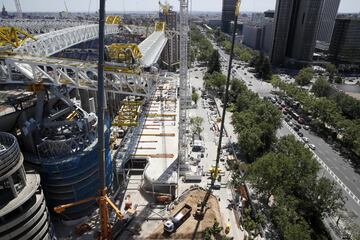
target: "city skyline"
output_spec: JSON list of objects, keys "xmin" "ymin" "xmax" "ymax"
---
[{"xmin": 1, "ymin": 0, "xmax": 358, "ymax": 13}]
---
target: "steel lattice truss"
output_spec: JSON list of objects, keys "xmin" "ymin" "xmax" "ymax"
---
[
  {"xmin": 0, "ymin": 56, "xmax": 157, "ymax": 97},
  {"xmin": 14, "ymin": 24, "xmax": 120, "ymax": 57},
  {"xmin": 138, "ymin": 31, "xmax": 167, "ymax": 67},
  {"xmin": 1, "ymin": 19, "xmax": 93, "ymax": 34}
]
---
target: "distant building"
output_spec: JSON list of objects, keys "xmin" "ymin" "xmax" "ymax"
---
[
  {"xmin": 208, "ymin": 19, "xmax": 222, "ymax": 29},
  {"xmin": 328, "ymin": 18, "xmax": 360, "ymax": 64},
  {"xmin": 1, "ymin": 4, "xmax": 8, "ymax": 17},
  {"xmin": 261, "ymin": 19, "xmax": 274, "ymax": 55},
  {"xmin": 251, "ymin": 13, "xmax": 265, "ymax": 25},
  {"xmin": 221, "ymin": 0, "xmax": 237, "ymax": 33},
  {"xmin": 317, "ymin": 0, "xmax": 341, "ymax": 43},
  {"xmin": 243, "ymin": 24, "xmax": 262, "ymax": 50},
  {"xmin": 271, "ymin": 0, "xmax": 324, "ymax": 65},
  {"xmin": 160, "ymin": 10, "xmax": 179, "ymax": 71},
  {"xmin": 264, "ymin": 10, "xmax": 275, "ymax": 19}
]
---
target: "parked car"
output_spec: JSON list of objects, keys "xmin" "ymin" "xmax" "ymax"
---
[
  {"xmin": 308, "ymin": 144, "xmax": 316, "ymax": 150},
  {"xmin": 302, "ymin": 137, "xmax": 309, "ymax": 143},
  {"xmin": 298, "ymin": 132, "xmax": 303, "ymax": 137},
  {"xmin": 303, "ymin": 125, "xmax": 310, "ymax": 130}
]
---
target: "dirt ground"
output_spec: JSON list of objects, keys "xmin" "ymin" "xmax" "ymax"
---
[{"xmin": 147, "ymin": 188, "xmax": 224, "ymax": 239}]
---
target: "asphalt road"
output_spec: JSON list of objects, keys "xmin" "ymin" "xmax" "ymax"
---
[{"xmin": 208, "ymin": 40, "xmax": 360, "ymax": 225}]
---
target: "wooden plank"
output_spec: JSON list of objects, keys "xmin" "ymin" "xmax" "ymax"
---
[
  {"xmin": 130, "ymin": 153, "xmax": 174, "ymax": 158},
  {"xmin": 140, "ymin": 133, "xmax": 175, "ymax": 137},
  {"xmin": 136, "ymin": 147, "xmax": 157, "ymax": 150}
]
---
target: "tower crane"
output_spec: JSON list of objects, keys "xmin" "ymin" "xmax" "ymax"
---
[
  {"xmin": 159, "ymin": 1, "xmax": 172, "ymax": 16},
  {"xmin": 178, "ymin": 0, "xmax": 189, "ymax": 181},
  {"xmin": 13, "ymin": 0, "xmax": 22, "ymax": 18}
]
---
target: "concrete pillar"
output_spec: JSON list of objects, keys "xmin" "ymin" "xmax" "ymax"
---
[
  {"xmin": 79, "ymin": 89, "xmax": 90, "ymax": 113},
  {"xmin": 19, "ymin": 167, "xmax": 27, "ymax": 186},
  {"xmin": 89, "ymin": 91, "xmax": 97, "ymax": 110},
  {"xmin": 8, "ymin": 176, "xmax": 18, "ymax": 198},
  {"xmin": 35, "ymin": 91, "xmax": 45, "ymax": 123}
]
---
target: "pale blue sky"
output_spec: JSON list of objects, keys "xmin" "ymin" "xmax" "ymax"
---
[{"xmin": 1, "ymin": 0, "xmax": 358, "ymax": 13}]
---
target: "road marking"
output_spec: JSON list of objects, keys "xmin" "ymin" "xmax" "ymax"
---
[{"xmin": 283, "ymin": 120, "xmax": 360, "ymax": 206}]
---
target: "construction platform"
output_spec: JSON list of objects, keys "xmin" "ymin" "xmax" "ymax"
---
[
  {"xmin": 113, "ymin": 76, "xmax": 179, "ymax": 197},
  {"xmin": 135, "ymin": 78, "xmax": 179, "ymax": 195}
]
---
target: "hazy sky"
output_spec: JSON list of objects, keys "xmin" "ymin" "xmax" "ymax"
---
[{"xmin": 1, "ymin": 0, "xmax": 358, "ymax": 13}]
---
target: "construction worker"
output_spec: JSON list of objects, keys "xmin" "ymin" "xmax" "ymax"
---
[{"xmin": 225, "ymin": 223, "xmax": 230, "ymax": 234}]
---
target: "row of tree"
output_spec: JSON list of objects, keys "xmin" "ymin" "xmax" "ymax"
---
[
  {"xmin": 249, "ymin": 53, "xmax": 272, "ymax": 81},
  {"xmin": 225, "ymin": 78, "xmax": 345, "ymax": 238},
  {"xmin": 246, "ymin": 136, "xmax": 345, "ymax": 239},
  {"xmin": 212, "ymin": 28, "xmax": 254, "ymax": 62},
  {"xmin": 190, "ymin": 25, "xmax": 214, "ymax": 62},
  {"xmin": 272, "ymin": 76, "xmax": 360, "ymax": 162},
  {"xmin": 230, "ymin": 79, "xmax": 282, "ymax": 161}
]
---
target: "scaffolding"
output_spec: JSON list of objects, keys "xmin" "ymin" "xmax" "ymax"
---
[{"xmin": 112, "ymin": 101, "xmax": 143, "ymax": 127}]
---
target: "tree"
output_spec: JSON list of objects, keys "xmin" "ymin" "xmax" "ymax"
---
[
  {"xmin": 311, "ymin": 76, "xmax": 331, "ymax": 97},
  {"xmin": 295, "ymin": 67, "xmax": 314, "ymax": 86},
  {"xmin": 261, "ymin": 56, "xmax": 272, "ymax": 80},
  {"xmin": 204, "ymin": 72, "xmax": 227, "ymax": 94},
  {"xmin": 237, "ymin": 127, "xmax": 263, "ymax": 161},
  {"xmin": 229, "ymin": 79, "xmax": 247, "ymax": 103},
  {"xmin": 192, "ymin": 91, "xmax": 199, "ymax": 105},
  {"xmin": 310, "ymin": 97, "xmax": 340, "ymax": 126},
  {"xmin": 325, "ymin": 63, "xmax": 337, "ymax": 83},
  {"xmin": 207, "ymin": 50, "xmax": 221, "ymax": 74},
  {"xmin": 190, "ymin": 116, "xmax": 204, "ymax": 136},
  {"xmin": 271, "ymin": 75, "xmax": 283, "ymax": 90},
  {"xmin": 306, "ymin": 177, "xmax": 345, "ymax": 218}
]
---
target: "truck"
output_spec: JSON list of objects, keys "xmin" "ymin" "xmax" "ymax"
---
[
  {"xmin": 183, "ymin": 174, "xmax": 202, "ymax": 182},
  {"xmin": 164, "ymin": 204, "xmax": 192, "ymax": 233}
]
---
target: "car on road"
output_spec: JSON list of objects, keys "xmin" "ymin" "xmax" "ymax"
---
[
  {"xmin": 308, "ymin": 144, "xmax": 316, "ymax": 150},
  {"xmin": 303, "ymin": 125, "xmax": 310, "ymax": 130},
  {"xmin": 302, "ymin": 137, "xmax": 309, "ymax": 143}
]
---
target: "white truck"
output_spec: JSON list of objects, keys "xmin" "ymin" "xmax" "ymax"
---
[{"xmin": 164, "ymin": 204, "xmax": 192, "ymax": 233}]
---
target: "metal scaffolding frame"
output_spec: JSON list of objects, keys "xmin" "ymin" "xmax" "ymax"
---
[
  {"xmin": 1, "ymin": 56, "xmax": 157, "ymax": 97},
  {"xmin": 14, "ymin": 24, "xmax": 119, "ymax": 57}
]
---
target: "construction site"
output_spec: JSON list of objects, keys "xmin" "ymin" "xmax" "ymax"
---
[{"xmin": 0, "ymin": 0, "xmax": 244, "ymax": 239}]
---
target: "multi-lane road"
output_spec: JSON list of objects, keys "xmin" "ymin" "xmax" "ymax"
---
[{"xmin": 205, "ymin": 38, "xmax": 360, "ymax": 225}]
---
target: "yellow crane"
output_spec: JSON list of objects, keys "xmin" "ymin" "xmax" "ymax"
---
[
  {"xmin": 158, "ymin": 1, "xmax": 172, "ymax": 16},
  {"xmin": 0, "ymin": 27, "xmax": 36, "ymax": 49},
  {"xmin": 54, "ymin": 190, "xmax": 137, "ymax": 239}
]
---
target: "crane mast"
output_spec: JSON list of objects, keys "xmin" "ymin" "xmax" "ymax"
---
[
  {"xmin": 178, "ymin": 0, "xmax": 189, "ymax": 177},
  {"xmin": 14, "ymin": 0, "xmax": 22, "ymax": 18}
]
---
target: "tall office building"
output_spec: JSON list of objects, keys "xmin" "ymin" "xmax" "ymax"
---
[
  {"xmin": 317, "ymin": 0, "xmax": 341, "ymax": 43},
  {"xmin": 221, "ymin": 0, "xmax": 237, "ymax": 33},
  {"xmin": 329, "ymin": 18, "xmax": 360, "ymax": 64},
  {"xmin": 271, "ymin": 0, "xmax": 324, "ymax": 65},
  {"xmin": 160, "ymin": 10, "xmax": 179, "ymax": 71}
]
